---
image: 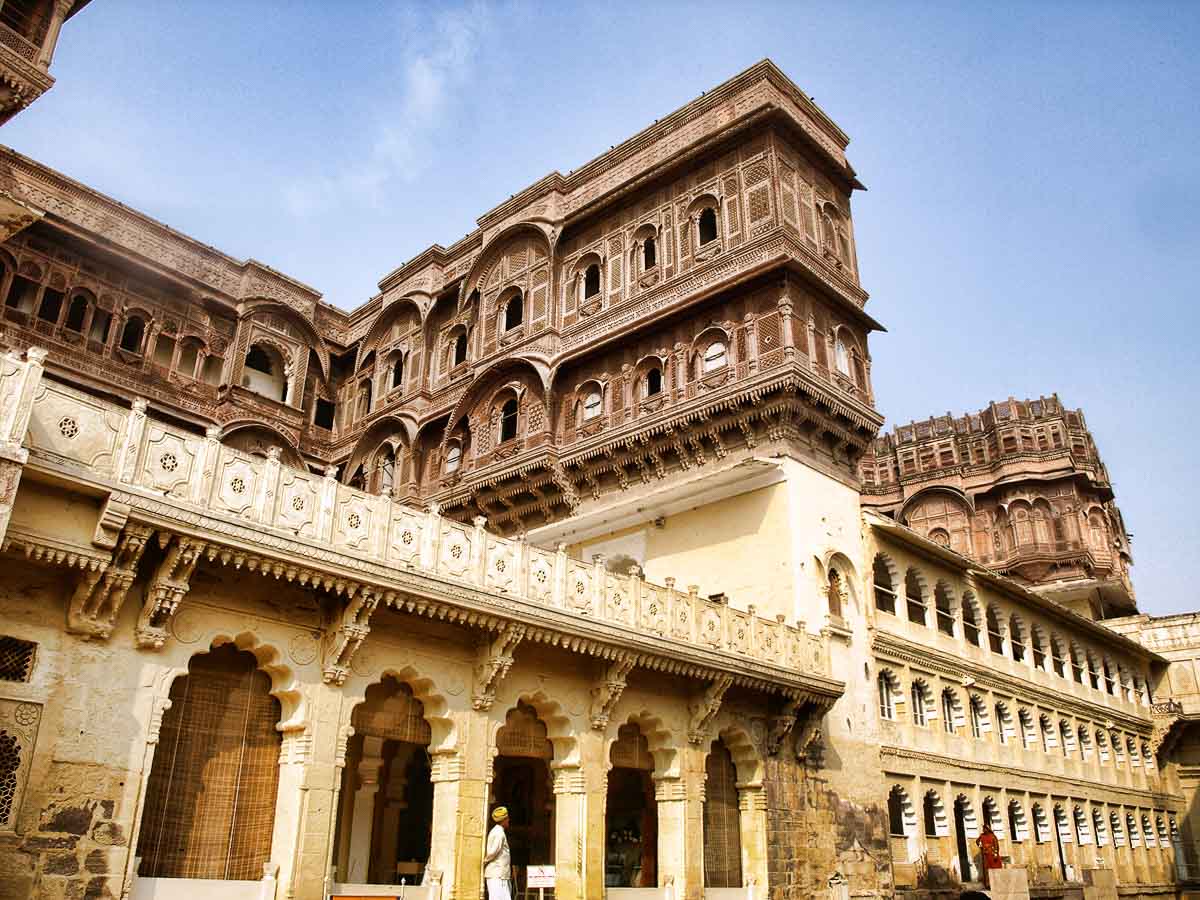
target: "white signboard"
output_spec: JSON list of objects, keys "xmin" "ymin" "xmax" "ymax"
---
[{"xmin": 526, "ymin": 866, "xmax": 556, "ymax": 888}]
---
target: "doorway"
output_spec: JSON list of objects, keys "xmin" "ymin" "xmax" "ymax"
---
[
  {"xmin": 493, "ymin": 703, "xmax": 555, "ymax": 894},
  {"xmin": 606, "ymin": 723, "xmax": 657, "ymax": 888}
]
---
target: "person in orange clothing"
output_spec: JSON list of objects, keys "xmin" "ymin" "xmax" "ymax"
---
[{"xmin": 976, "ymin": 820, "xmax": 1003, "ymax": 886}]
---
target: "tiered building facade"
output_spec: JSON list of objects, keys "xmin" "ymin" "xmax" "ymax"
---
[{"xmin": 0, "ymin": 49, "xmax": 1195, "ymax": 900}]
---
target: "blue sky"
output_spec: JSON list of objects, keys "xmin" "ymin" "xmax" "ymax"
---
[{"xmin": 5, "ymin": 1, "xmax": 1198, "ymax": 614}]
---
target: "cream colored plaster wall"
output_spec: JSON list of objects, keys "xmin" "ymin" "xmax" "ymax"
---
[
  {"xmin": 572, "ymin": 455, "xmax": 866, "ymax": 630},
  {"xmin": 573, "ymin": 481, "xmax": 795, "ymax": 622}
]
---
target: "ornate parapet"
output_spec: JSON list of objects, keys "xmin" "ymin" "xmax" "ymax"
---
[{"xmin": 3, "ymin": 371, "xmax": 841, "ymax": 700}]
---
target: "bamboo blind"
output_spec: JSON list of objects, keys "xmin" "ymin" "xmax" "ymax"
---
[
  {"xmin": 137, "ymin": 644, "xmax": 281, "ymax": 879},
  {"xmin": 703, "ymin": 740, "xmax": 742, "ymax": 888}
]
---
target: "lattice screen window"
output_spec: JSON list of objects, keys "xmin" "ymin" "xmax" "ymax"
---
[
  {"xmin": 0, "ymin": 637, "xmax": 36, "ymax": 683},
  {"xmin": 703, "ymin": 739, "xmax": 742, "ymax": 889},
  {"xmin": 136, "ymin": 644, "xmax": 281, "ymax": 879},
  {"xmin": 0, "ymin": 698, "xmax": 41, "ymax": 830}
]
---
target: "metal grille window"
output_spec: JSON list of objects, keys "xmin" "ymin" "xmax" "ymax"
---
[
  {"xmin": 703, "ymin": 740, "xmax": 742, "ymax": 888},
  {"xmin": 0, "ymin": 637, "xmax": 35, "ymax": 683},
  {"xmin": 136, "ymin": 644, "xmax": 281, "ymax": 879}
]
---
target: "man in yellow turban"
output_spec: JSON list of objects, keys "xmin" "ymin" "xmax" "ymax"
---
[{"xmin": 484, "ymin": 806, "xmax": 512, "ymax": 899}]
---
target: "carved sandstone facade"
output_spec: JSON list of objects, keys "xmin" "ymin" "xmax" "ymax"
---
[{"xmin": 0, "ymin": 57, "xmax": 1191, "ymax": 900}]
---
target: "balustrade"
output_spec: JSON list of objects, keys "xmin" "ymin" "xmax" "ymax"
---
[{"xmin": 4, "ymin": 351, "xmax": 829, "ymax": 678}]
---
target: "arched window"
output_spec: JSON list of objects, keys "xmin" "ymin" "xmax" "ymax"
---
[
  {"xmin": 1111, "ymin": 812, "xmax": 1126, "ymax": 847},
  {"xmin": 120, "ymin": 315, "xmax": 145, "ymax": 353},
  {"xmin": 1040, "ymin": 714, "xmax": 1055, "ymax": 753},
  {"xmin": 390, "ymin": 353, "xmax": 404, "ymax": 390},
  {"xmin": 1050, "ymin": 636, "xmax": 1067, "ymax": 677},
  {"xmin": 244, "ymin": 344, "xmax": 287, "ymax": 402},
  {"xmin": 994, "ymin": 702, "xmax": 1012, "ymax": 745},
  {"xmin": 1093, "ymin": 809, "xmax": 1109, "ymax": 847},
  {"xmin": 941, "ymin": 689, "xmax": 960, "ymax": 734},
  {"xmin": 500, "ymin": 398, "xmax": 519, "ymax": 443},
  {"xmin": 1018, "ymin": 708, "xmax": 1036, "ymax": 749},
  {"xmin": 643, "ymin": 367, "xmax": 663, "ymax": 398},
  {"xmin": 911, "ymin": 680, "xmax": 930, "ymax": 727},
  {"xmin": 834, "ymin": 336, "xmax": 850, "ymax": 375},
  {"xmin": 581, "ymin": 389, "xmax": 603, "ymax": 422},
  {"xmin": 136, "ymin": 644, "xmax": 280, "ymax": 879},
  {"xmin": 643, "ymin": 237, "xmax": 657, "ymax": 270},
  {"xmin": 702, "ymin": 340, "xmax": 727, "ymax": 373},
  {"xmin": 985, "ymin": 606, "xmax": 1004, "ymax": 654},
  {"xmin": 1032, "ymin": 804, "xmax": 1051, "ymax": 844},
  {"xmin": 1074, "ymin": 806, "xmax": 1092, "ymax": 845},
  {"xmin": 504, "ymin": 294, "xmax": 524, "ymax": 330},
  {"xmin": 356, "ymin": 380, "xmax": 372, "ymax": 419},
  {"xmin": 1059, "ymin": 720, "xmax": 1075, "ymax": 757},
  {"xmin": 923, "ymin": 791, "xmax": 942, "ymax": 837},
  {"xmin": 1096, "ymin": 729, "xmax": 1110, "ymax": 763},
  {"xmin": 64, "ymin": 294, "xmax": 88, "ymax": 332},
  {"xmin": 444, "ymin": 443, "xmax": 462, "ymax": 474},
  {"xmin": 904, "ymin": 569, "xmax": 926, "ymax": 626},
  {"xmin": 378, "ymin": 447, "xmax": 396, "ymax": 495},
  {"xmin": 982, "ymin": 797, "xmax": 1005, "ymax": 838},
  {"xmin": 827, "ymin": 568, "xmax": 844, "ymax": 618},
  {"xmin": 873, "ymin": 554, "xmax": 896, "ymax": 615},
  {"xmin": 703, "ymin": 738, "xmax": 742, "ymax": 888},
  {"xmin": 698, "ymin": 207, "xmax": 718, "ymax": 245},
  {"xmin": 453, "ymin": 332, "xmax": 468, "ymax": 367},
  {"xmin": 887, "ymin": 786, "xmax": 910, "ymax": 836},
  {"xmin": 1031, "ymin": 628, "xmax": 1047, "ymax": 670},
  {"xmin": 1128, "ymin": 813, "xmax": 1141, "ymax": 848},
  {"xmin": 1078, "ymin": 726, "xmax": 1093, "ymax": 760},
  {"xmin": 1009, "ymin": 800, "xmax": 1029, "ymax": 842},
  {"xmin": 934, "ymin": 582, "xmax": 954, "ymax": 636},
  {"xmin": 969, "ymin": 695, "xmax": 987, "ymax": 739},
  {"xmin": 962, "ymin": 595, "xmax": 980, "ymax": 646},
  {"xmin": 878, "ymin": 671, "xmax": 898, "ymax": 720},
  {"xmin": 583, "ymin": 264, "xmax": 601, "ymax": 299},
  {"xmin": 1009, "ymin": 615, "xmax": 1026, "ymax": 662}
]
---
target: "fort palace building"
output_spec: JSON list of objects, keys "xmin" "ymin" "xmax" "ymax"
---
[{"xmin": 0, "ymin": 20, "xmax": 1198, "ymax": 900}]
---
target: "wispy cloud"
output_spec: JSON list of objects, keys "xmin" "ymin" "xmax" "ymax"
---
[{"xmin": 283, "ymin": 2, "xmax": 490, "ymax": 217}]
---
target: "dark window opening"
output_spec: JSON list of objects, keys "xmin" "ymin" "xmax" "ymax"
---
[
  {"xmin": 314, "ymin": 398, "xmax": 335, "ymax": 430},
  {"xmin": 64, "ymin": 296, "xmax": 88, "ymax": 332},
  {"xmin": 0, "ymin": 0, "xmax": 40, "ymax": 38},
  {"xmin": 4, "ymin": 275, "xmax": 38, "ymax": 311},
  {"xmin": 888, "ymin": 788, "xmax": 906, "ymax": 836},
  {"xmin": 504, "ymin": 294, "xmax": 524, "ymax": 330},
  {"xmin": 88, "ymin": 310, "xmax": 111, "ymax": 344},
  {"xmin": 120, "ymin": 317, "xmax": 145, "ymax": 353},
  {"xmin": 643, "ymin": 237, "xmax": 657, "ymax": 270},
  {"xmin": 453, "ymin": 332, "xmax": 468, "ymax": 366},
  {"xmin": 646, "ymin": 367, "xmax": 663, "ymax": 396},
  {"xmin": 391, "ymin": 355, "xmax": 404, "ymax": 390},
  {"xmin": 37, "ymin": 288, "xmax": 63, "ymax": 323},
  {"xmin": 584, "ymin": 264, "xmax": 601, "ymax": 298},
  {"xmin": 500, "ymin": 398, "xmax": 518, "ymax": 443},
  {"xmin": 698, "ymin": 208, "xmax": 718, "ymax": 245},
  {"xmin": 245, "ymin": 345, "xmax": 273, "ymax": 374}
]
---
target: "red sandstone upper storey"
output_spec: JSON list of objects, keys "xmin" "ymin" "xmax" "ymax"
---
[
  {"xmin": 861, "ymin": 395, "xmax": 1135, "ymax": 620},
  {"xmin": 0, "ymin": 59, "xmax": 882, "ymax": 533}
]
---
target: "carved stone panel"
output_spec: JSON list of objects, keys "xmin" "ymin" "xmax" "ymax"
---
[
  {"xmin": 139, "ymin": 426, "xmax": 198, "ymax": 498},
  {"xmin": 0, "ymin": 698, "xmax": 40, "ymax": 831},
  {"xmin": 26, "ymin": 383, "xmax": 123, "ymax": 474}
]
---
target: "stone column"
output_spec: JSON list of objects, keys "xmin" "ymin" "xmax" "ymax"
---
[
  {"xmin": 656, "ymin": 745, "xmax": 706, "ymax": 900},
  {"xmin": 551, "ymin": 736, "xmax": 606, "ymax": 900},
  {"xmin": 345, "ymin": 736, "xmax": 386, "ymax": 884},
  {"xmin": 285, "ymin": 682, "xmax": 355, "ymax": 900},
  {"xmin": 376, "ymin": 745, "xmax": 414, "ymax": 884},
  {"xmin": 430, "ymin": 707, "xmax": 490, "ymax": 900},
  {"xmin": 737, "ymin": 783, "xmax": 769, "ymax": 893},
  {"xmin": 0, "ymin": 347, "xmax": 45, "ymax": 544}
]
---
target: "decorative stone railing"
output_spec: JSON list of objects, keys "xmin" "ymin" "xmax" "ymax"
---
[{"xmin": 2, "ymin": 349, "xmax": 831, "ymax": 689}]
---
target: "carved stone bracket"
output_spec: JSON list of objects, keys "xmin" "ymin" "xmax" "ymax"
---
[
  {"xmin": 322, "ymin": 588, "xmax": 380, "ymax": 685},
  {"xmin": 687, "ymin": 674, "xmax": 732, "ymax": 744},
  {"xmin": 67, "ymin": 523, "xmax": 154, "ymax": 639},
  {"xmin": 766, "ymin": 695, "xmax": 802, "ymax": 756},
  {"xmin": 590, "ymin": 654, "xmax": 635, "ymax": 730},
  {"xmin": 472, "ymin": 622, "xmax": 526, "ymax": 710},
  {"xmin": 793, "ymin": 698, "xmax": 831, "ymax": 763},
  {"xmin": 135, "ymin": 534, "xmax": 205, "ymax": 649}
]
